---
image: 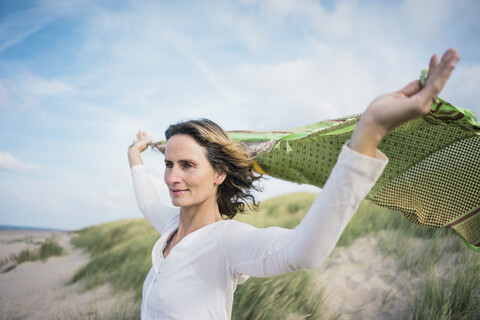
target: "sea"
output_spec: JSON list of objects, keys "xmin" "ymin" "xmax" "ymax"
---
[{"xmin": 0, "ymin": 225, "xmax": 67, "ymax": 232}]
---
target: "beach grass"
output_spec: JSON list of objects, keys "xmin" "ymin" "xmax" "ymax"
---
[
  {"xmin": 50, "ymin": 299, "xmax": 141, "ymax": 320},
  {"xmin": 69, "ymin": 192, "xmax": 479, "ymax": 319},
  {"xmin": 70, "ymin": 219, "xmax": 160, "ymax": 300},
  {"xmin": 407, "ymin": 256, "xmax": 480, "ymax": 320},
  {"xmin": 377, "ymin": 229, "xmax": 480, "ymax": 320},
  {"xmin": 16, "ymin": 237, "xmax": 64, "ymax": 264},
  {"xmin": 232, "ymin": 270, "xmax": 323, "ymax": 320}
]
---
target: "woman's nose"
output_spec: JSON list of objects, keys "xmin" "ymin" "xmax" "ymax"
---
[{"xmin": 165, "ymin": 167, "xmax": 181, "ymax": 185}]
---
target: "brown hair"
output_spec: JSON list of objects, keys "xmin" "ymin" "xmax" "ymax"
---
[{"xmin": 164, "ymin": 119, "xmax": 262, "ymax": 219}]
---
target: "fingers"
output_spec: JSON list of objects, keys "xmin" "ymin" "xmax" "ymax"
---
[
  {"xmin": 136, "ymin": 130, "xmax": 148, "ymax": 141},
  {"xmin": 129, "ymin": 130, "xmax": 152, "ymax": 151},
  {"xmin": 434, "ymin": 49, "xmax": 459, "ymax": 79},
  {"xmin": 418, "ymin": 48, "xmax": 460, "ymax": 104},
  {"xmin": 400, "ymin": 80, "xmax": 422, "ymax": 97},
  {"xmin": 428, "ymin": 54, "xmax": 438, "ymax": 74},
  {"xmin": 135, "ymin": 130, "xmax": 151, "ymax": 142}
]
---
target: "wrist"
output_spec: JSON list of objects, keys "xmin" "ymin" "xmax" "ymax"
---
[
  {"xmin": 128, "ymin": 145, "xmax": 140, "ymax": 154},
  {"xmin": 349, "ymin": 116, "xmax": 385, "ymax": 157},
  {"xmin": 128, "ymin": 146, "xmax": 144, "ymax": 167}
]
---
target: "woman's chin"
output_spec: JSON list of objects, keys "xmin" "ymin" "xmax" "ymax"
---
[
  {"xmin": 170, "ymin": 199, "xmax": 182, "ymax": 207},
  {"xmin": 170, "ymin": 198, "xmax": 189, "ymax": 208}
]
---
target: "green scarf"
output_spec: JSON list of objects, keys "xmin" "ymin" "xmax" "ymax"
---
[{"xmin": 228, "ymin": 98, "xmax": 480, "ymax": 251}]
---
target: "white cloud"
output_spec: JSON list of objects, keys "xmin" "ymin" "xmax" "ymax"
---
[
  {"xmin": 233, "ymin": 49, "xmax": 379, "ymax": 129},
  {"xmin": 83, "ymin": 189, "xmax": 127, "ymax": 213},
  {"xmin": 439, "ymin": 63, "xmax": 480, "ymax": 116},
  {"xmin": 0, "ymin": 68, "xmax": 71, "ymax": 112},
  {"xmin": 0, "ymin": 152, "xmax": 41, "ymax": 172},
  {"xmin": 23, "ymin": 75, "xmax": 72, "ymax": 96},
  {"xmin": 213, "ymin": 7, "xmax": 268, "ymax": 53},
  {"xmin": 11, "ymin": 189, "xmax": 57, "ymax": 209}
]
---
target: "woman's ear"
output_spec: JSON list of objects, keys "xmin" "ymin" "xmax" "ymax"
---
[{"xmin": 214, "ymin": 170, "xmax": 227, "ymax": 186}]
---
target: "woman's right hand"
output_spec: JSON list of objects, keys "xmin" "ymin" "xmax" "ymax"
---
[
  {"xmin": 128, "ymin": 130, "xmax": 153, "ymax": 167},
  {"xmin": 129, "ymin": 130, "xmax": 152, "ymax": 152}
]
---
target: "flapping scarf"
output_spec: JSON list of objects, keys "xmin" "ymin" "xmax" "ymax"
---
[{"xmin": 227, "ymin": 97, "xmax": 480, "ymax": 251}]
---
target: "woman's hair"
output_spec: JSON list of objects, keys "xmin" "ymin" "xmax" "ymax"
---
[{"xmin": 165, "ymin": 119, "xmax": 262, "ymax": 219}]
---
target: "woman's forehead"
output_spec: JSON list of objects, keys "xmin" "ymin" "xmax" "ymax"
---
[{"xmin": 165, "ymin": 134, "xmax": 207, "ymax": 159}]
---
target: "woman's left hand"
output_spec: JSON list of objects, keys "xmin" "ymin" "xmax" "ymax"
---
[{"xmin": 350, "ymin": 48, "xmax": 460, "ymax": 157}]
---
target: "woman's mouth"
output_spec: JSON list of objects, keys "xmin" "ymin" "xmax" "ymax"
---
[{"xmin": 171, "ymin": 189, "xmax": 189, "ymax": 196}]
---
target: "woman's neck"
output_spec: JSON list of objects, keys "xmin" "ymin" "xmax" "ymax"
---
[{"xmin": 177, "ymin": 200, "xmax": 223, "ymax": 239}]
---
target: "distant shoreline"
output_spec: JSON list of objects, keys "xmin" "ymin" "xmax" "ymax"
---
[{"xmin": 0, "ymin": 225, "xmax": 68, "ymax": 232}]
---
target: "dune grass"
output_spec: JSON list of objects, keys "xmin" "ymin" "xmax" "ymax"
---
[
  {"xmin": 16, "ymin": 237, "xmax": 64, "ymax": 263},
  {"xmin": 232, "ymin": 270, "xmax": 323, "ymax": 320},
  {"xmin": 377, "ymin": 229, "xmax": 480, "ymax": 320},
  {"xmin": 70, "ymin": 192, "xmax": 479, "ymax": 319},
  {"xmin": 50, "ymin": 299, "xmax": 141, "ymax": 320},
  {"xmin": 70, "ymin": 219, "xmax": 160, "ymax": 300},
  {"xmin": 407, "ymin": 256, "xmax": 480, "ymax": 320}
]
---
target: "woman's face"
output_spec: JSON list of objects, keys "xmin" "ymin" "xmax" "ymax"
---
[{"xmin": 164, "ymin": 134, "xmax": 225, "ymax": 210}]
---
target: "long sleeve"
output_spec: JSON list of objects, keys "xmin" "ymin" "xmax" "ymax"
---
[
  {"xmin": 131, "ymin": 165, "xmax": 179, "ymax": 234},
  {"xmin": 220, "ymin": 143, "xmax": 388, "ymax": 278}
]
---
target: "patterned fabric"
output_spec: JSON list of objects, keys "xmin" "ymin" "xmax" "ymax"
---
[{"xmin": 228, "ymin": 99, "xmax": 480, "ymax": 251}]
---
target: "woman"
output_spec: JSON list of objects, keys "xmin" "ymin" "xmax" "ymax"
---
[{"xmin": 128, "ymin": 49, "xmax": 460, "ymax": 319}]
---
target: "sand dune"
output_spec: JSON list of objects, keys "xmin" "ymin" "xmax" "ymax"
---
[
  {"xmin": 0, "ymin": 230, "xmax": 405, "ymax": 319},
  {"xmin": 317, "ymin": 236, "xmax": 409, "ymax": 320},
  {"xmin": 0, "ymin": 229, "xmax": 470, "ymax": 319},
  {"xmin": 0, "ymin": 230, "xmax": 134, "ymax": 320}
]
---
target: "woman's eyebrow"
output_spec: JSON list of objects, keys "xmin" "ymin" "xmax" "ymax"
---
[
  {"xmin": 178, "ymin": 159, "xmax": 196, "ymax": 164},
  {"xmin": 164, "ymin": 158, "xmax": 197, "ymax": 164}
]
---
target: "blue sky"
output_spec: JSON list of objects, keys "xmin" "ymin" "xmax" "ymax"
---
[{"xmin": 1, "ymin": 0, "xmax": 479, "ymax": 230}]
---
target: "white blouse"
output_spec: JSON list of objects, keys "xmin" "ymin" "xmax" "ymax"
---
[{"xmin": 131, "ymin": 143, "xmax": 388, "ymax": 319}]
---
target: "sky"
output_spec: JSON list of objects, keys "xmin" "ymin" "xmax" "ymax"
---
[{"xmin": 1, "ymin": 0, "xmax": 479, "ymax": 230}]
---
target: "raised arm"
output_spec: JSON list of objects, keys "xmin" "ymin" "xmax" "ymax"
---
[
  {"xmin": 128, "ymin": 130, "xmax": 152, "ymax": 167},
  {"xmin": 221, "ymin": 143, "xmax": 387, "ymax": 277},
  {"xmin": 129, "ymin": 131, "xmax": 178, "ymax": 234},
  {"xmin": 221, "ymin": 49, "xmax": 460, "ymax": 278}
]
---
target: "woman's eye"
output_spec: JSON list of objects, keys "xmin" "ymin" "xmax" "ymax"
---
[
  {"xmin": 183, "ymin": 163, "xmax": 193, "ymax": 168},
  {"xmin": 165, "ymin": 162, "xmax": 173, "ymax": 168}
]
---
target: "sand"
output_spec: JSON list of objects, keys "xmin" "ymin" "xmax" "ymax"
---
[
  {"xmin": 317, "ymin": 236, "xmax": 409, "ymax": 320},
  {"xmin": 0, "ymin": 230, "xmax": 135, "ymax": 320}
]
